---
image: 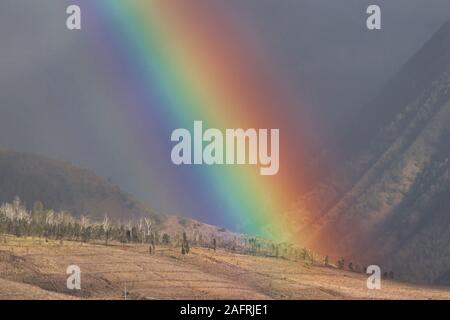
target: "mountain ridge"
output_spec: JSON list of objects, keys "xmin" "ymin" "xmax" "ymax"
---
[{"xmin": 300, "ymin": 20, "xmax": 450, "ymax": 284}]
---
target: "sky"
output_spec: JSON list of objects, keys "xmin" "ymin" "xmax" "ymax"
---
[{"xmin": 1, "ymin": 0, "xmax": 450, "ymax": 230}]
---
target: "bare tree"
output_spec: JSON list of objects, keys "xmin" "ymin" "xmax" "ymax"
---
[
  {"xmin": 80, "ymin": 215, "xmax": 89, "ymax": 229},
  {"xmin": 126, "ymin": 221, "xmax": 133, "ymax": 243},
  {"xmin": 144, "ymin": 218, "xmax": 155, "ymax": 254},
  {"xmin": 137, "ymin": 218, "xmax": 145, "ymax": 243},
  {"xmin": 46, "ymin": 210, "xmax": 55, "ymax": 226},
  {"xmin": 144, "ymin": 218, "xmax": 152, "ymax": 238},
  {"xmin": 102, "ymin": 214, "xmax": 111, "ymax": 245}
]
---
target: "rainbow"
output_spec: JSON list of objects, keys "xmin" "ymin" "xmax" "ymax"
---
[{"xmin": 75, "ymin": 0, "xmax": 321, "ymax": 243}]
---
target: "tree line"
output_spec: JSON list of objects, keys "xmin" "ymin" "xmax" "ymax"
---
[
  {"xmin": 1, "ymin": 196, "xmax": 366, "ymax": 270},
  {"xmin": 0, "ymin": 196, "xmax": 169, "ymax": 247}
]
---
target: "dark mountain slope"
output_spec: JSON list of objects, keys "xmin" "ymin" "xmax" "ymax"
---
[
  {"xmin": 346, "ymin": 20, "xmax": 450, "ymax": 155},
  {"xmin": 304, "ymin": 21, "xmax": 450, "ymax": 284}
]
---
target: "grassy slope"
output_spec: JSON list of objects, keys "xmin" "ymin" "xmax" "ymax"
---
[{"xmin": 0, "ymin": 236, "xmax": 449, "ymax": 300}]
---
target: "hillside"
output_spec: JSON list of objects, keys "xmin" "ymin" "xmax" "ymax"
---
[
  {"xmin": 0, "ymin": 149, "xmax": 158, "ymax": 221},
  {"xmin": 0, "ymin": 149, "xmax": 255, "ymax": 250},
  {"xmin": 303, "ymin": 20, "xmax": 450, "ymax": 285},
  {"xmin": 1, "ymin": 235, "xmax": 450, "ymax": 300}
]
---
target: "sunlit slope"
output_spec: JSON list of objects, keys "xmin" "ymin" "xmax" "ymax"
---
[{"xmin": 1, "ymin": 236, "xmax": 449, "ymax": 300}]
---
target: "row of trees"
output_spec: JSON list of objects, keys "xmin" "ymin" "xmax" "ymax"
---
[
  {"xmin": 0, "ymin": 196, "xmax": 323, "ymax": 264},
  {"xmin": 0, "ymin": 196, "xmax": 169, "ymax": 247},
  {"xmin": 237, "ymin": 237, "xmax": 318, "ymax": 263},
  {"xmin": 335, "ymin": 257, "xmax": 395, "ymax": 278}
]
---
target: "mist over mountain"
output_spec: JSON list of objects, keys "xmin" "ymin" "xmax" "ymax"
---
[
  {"xmin": 1, "ymin": 1, "xmax": 450, "ymax": 230},
  {"xmin": 304, "ymin": 20, "xmax": 450, "ymax": 284}
]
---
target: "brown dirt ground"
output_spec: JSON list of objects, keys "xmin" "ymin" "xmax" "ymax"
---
[{"xmin": 0, "ymin": 235, "xmax": 449, "ymax": 300}]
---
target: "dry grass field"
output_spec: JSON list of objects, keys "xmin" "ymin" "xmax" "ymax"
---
[{"xmin": 0, "ymin": 235, "xmax": 449, "ymax": 300}]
